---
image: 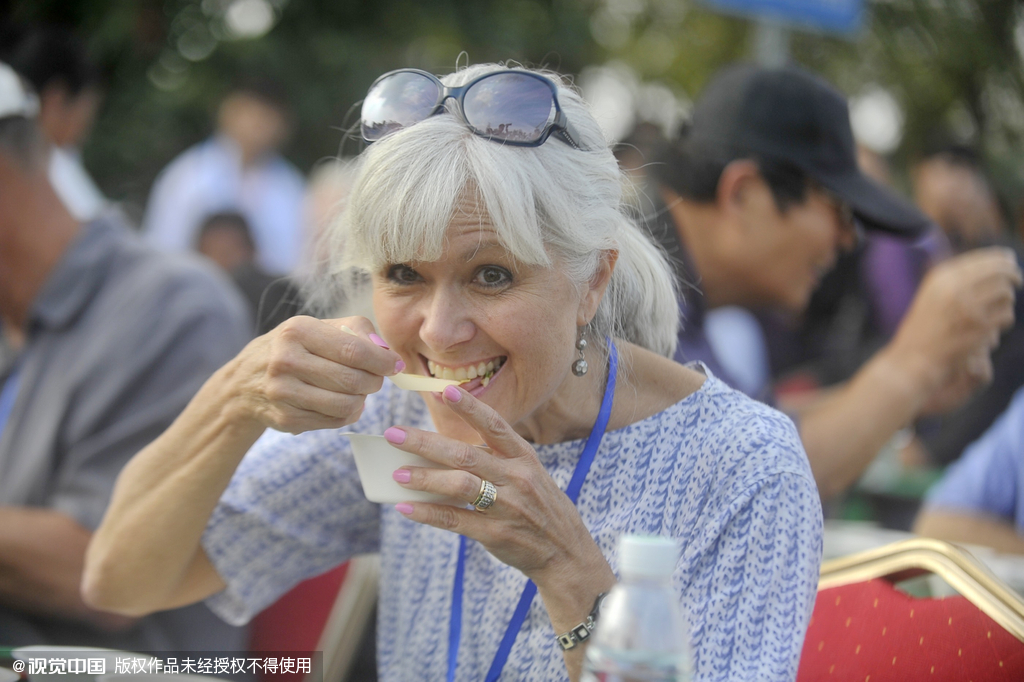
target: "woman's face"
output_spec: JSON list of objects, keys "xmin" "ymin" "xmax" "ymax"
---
[{"xmin": 371, "ymin": 204, "xmax": 588, "ymax": 442}]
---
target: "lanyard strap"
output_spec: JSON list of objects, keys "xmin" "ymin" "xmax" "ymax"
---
[
  {"xmin": 447, "ymin": 340, "xmax": 619, "ymax": 682},
  {"xmin": 0, "ymin": 362, "xmax": 23, "ymax": 440}
]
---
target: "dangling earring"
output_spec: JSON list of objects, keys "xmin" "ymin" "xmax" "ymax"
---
[{"xmin": 572, "ymin": 329, "xmax": 588, "ymax": 377}]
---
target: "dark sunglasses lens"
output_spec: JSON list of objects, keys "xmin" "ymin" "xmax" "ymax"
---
[
  {"xmin": 362, "ymin": 72, "xmax": 441, "ymax": 141},
  {"xmin": 462, "ymin": 73, "xmax": 555, "ymax": 143}
]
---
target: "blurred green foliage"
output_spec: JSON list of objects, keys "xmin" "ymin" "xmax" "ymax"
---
[
  {"xmin": 9, "ymin": 0, "xmax": 1024, "ymax": 224},
  {"xmin": 10, "ymin": 0, "xmax": 599, "ymax": 217}
]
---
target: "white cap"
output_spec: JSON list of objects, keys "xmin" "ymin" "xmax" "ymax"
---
[
  {"xmin": 618, "ymin": 534, "xmax": 679, "ymax": 579},
  {"xmin": 0, "ymin": 61, "xmax": 39, "ymax": 120}
]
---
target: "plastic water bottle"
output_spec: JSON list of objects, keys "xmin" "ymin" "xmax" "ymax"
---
[{"xmin": 581, "ymin": 534, "xmax": 694, "ymax": 682}]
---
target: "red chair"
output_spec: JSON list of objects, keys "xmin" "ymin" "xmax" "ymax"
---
[
  {"xmin": 249, "ymin": 554, "xmax": 379, "ymax": 682},
  {"xmin": 798, "ymin": 538, "xmax": 1024, "ymax": 681}
]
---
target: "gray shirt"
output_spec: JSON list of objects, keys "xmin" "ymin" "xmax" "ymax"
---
[{"xmin": 0, "ymin": 215, "xmax": 252, "ymax": 651}]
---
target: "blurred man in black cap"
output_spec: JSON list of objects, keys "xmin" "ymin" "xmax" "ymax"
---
[{"xmin": 648, "ymin": 64, "xmax": 1022, "ymax": 499}]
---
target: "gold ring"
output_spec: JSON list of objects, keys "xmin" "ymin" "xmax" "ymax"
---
[{"xmin": 473, "ymin": 479, "xmax": 497, "ymax": 510}]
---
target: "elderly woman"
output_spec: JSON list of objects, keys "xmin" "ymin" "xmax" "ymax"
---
[{"xmin": 84, "ymin": 64, "xmax": 822, "ymax": 681}]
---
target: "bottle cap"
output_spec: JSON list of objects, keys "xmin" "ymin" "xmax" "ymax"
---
[{"xmin": 618, "ymin": 534, "xmax": 679, "ymax": 579}]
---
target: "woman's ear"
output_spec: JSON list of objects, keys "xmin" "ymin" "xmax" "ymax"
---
[{"xmin": 577, "ymin": 249, "xmax": 619, "ymax": 326}]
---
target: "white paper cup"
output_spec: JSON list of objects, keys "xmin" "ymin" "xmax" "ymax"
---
[
  {"xmin": 345, "ymin": 433, "xmax": 465, "ymax": 506},
  {"xmin": 12, "ymin": 647, "xmax": 156, "ymax": 682}
]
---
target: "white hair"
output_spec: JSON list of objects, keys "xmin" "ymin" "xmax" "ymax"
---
[{"xmin": 312, "ymin": 63, "xmax": 679, "ymax": 357}]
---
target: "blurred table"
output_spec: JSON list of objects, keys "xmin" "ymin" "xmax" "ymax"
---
[
  {"xmin": 834, "ymin": 430, "xmax": 944, "ymax": 530},
  {"xmin": 824, "ymin": 519, "xmax": 1024, "ymax": 596}
]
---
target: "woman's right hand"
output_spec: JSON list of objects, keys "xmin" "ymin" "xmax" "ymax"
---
[
  {"xmin": 225, "ymin": 315, "xmax": 406, "ymax": 434},
  {"xmin": 82, "ymin": 315, "xmax": 403, "ymax": 615}
]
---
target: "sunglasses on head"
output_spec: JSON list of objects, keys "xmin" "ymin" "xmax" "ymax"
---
[{"xmin": 360, "ymin": 68, "xmax": 588, "ymax": 150}]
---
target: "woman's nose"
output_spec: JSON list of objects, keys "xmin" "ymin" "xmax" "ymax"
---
[{"xmin": 417, "ymin": 287, "xmax": 475, "ymax": 351}]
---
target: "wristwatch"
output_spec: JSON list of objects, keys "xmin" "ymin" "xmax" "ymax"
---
[{"xmin": 556, "ymin": 591, "xmax": 609, "ymax": 651}]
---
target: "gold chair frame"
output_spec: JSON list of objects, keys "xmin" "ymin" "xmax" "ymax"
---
[
  {"xmin": 818, "ymin": 537, "xmax": 1024, "ymax": 642},
  {"xmin": 309, "ymin": 553, "xmax": 381, "ymax": 682}
]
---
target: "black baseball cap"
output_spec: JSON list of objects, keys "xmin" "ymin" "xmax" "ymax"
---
[{"xmin": 681, "ymin": 64, "xmax": 929, "ymax": 237}]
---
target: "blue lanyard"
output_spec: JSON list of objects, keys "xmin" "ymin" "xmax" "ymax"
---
[
  {"xmin": 0, "ymin": 361, "xmax": 23, "ymax": 440},
  {"xmin": 447, "ymin": 340, "xmax": 619, "ymax": 682}
]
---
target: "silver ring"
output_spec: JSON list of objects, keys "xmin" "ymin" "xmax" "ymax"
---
[{"xmin": 473, "ymin": 479, "xmax": 497, "ymax": 510}]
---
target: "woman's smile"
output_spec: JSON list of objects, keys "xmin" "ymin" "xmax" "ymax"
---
[{"xmin": 424, "ymin": 355, "xmax": 508, "ymax": 392}]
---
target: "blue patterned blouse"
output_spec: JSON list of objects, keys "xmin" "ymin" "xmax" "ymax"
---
[{"xmin": 202, "ymin": 369, "xmax": 822, "ymax": 681}]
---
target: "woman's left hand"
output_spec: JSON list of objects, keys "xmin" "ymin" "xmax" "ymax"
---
[{"xmin": 383, "ymin": 384, "xmax": 606, "ymax": 584}]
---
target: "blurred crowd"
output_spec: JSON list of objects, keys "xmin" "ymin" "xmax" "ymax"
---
[{"xmin": 2, "ymin": 17, "xmax": 1024, "ymax": 677}]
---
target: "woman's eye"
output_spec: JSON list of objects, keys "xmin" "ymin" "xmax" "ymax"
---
[
  {"xmin": 386, "ymin": 264, "xmax": 421, "ymax": 284},
  {"xmin": 474, "ymin": 266, "xmax": 512, "ymax": 287}
]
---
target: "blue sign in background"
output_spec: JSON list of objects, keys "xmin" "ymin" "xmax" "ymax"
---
[{"xmin": 700, "ymin": 0, "xmax": 864, "ymax": 34}]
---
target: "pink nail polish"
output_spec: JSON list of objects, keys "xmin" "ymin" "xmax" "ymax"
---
[
  {"xmin": 384, "ymin": 426, "xmax": 406, "ymax": 444},
  {"xmin": 392, "ymin": 469, "xmax": 411, "ymax": 483},
  {"xmin": 395, "ymin": 503, "xmax": 414, "ymax": 515},
  {"xmin": 369, "ymin": 333, "xmax": 390, "ymax": 349},
  {"xmin": 395, "ymin": 360, "xmax": 407, "ymax": 373},
  {"xmin": 443, "ymin": 385, "xmax": 462, "ymax": 402}
]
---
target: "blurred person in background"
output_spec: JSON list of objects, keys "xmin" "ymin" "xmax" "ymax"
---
[
  {"xmin": 0, "ymin": 61, "xmax": 251, "ymax": 651},
  {"xmin": 196, "ymin": 210, "xmax": 259, "ymax": 274},
  {"xmin": 759, "ymin": 145, "xmax": 939, "ymax": 390},
  {"xmin": 303, "ymin": 158, "xmax": 358, "ymax": 267},
  {"xmin": 914, "ymin": 384, "xmax": 1024, "ymax": 555},
  {"xmin": 913, "ymin": 145, "xmax": 1008, "ymax": 253},
  {"xmin": 757, "ymin": 146, "xmax": 948, "ymax": 405},
  {"xmin": 855, "ymin": 145, "xmax": 944, "ymax": 341},
  {"xmin": 646, "ymin": 64, "xmax": 1021, "ymax": 500},
  {"xmin": 0, "ymin": 23, "xmax": 106, "ymax": 222},
  {"xmin": 909, "ymin": 146, "xmax": 1024, "ymax": 467},
  {"xmin": 143, "ymin": 80, "xmax": 305, "ymax": 275},
  {"xmin": 617, "ymin": 123, "xmax": 774, "ymax": 398},
  {"xmin": 195, "ymin": 211, "xmax": 302, "ymax": 336}
]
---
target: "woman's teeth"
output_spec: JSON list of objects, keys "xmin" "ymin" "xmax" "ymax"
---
[{"xmin": 427, "ymin": 358, "xmax": 505, "ymax": 384}]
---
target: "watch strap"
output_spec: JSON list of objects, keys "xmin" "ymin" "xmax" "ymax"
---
[{"xmin": 555, "ymin": 591, "xmax": 608, "ymax": 651}]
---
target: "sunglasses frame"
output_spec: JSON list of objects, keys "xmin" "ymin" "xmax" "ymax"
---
[
  {"xmin": 361, "ymin": 68, "xmax": 588, "ymax": 150},
  {"xmin": 814, "ymin": 183, "xmax": 865, "ymax": 248}
]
